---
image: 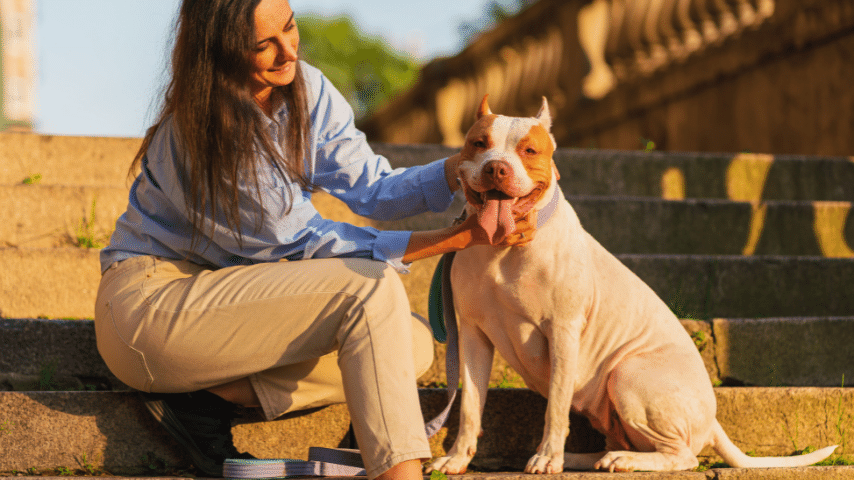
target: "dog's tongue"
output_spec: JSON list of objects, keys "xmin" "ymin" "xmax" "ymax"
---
[{"xmin": 478, "ymin": 191, "xmax": 516, "ymax": 244}]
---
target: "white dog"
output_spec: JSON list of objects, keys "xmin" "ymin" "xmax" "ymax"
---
[{"xmin": 425, "ymin": 96, "xmax": 837, "ymax": 473}]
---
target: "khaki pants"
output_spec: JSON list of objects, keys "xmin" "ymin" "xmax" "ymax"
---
[{"xmin": 95, "ymin": 255, "xmax": 433, "ymax": 478}]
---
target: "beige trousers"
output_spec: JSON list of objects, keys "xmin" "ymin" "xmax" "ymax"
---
[{"xmin": 94, "ymin": 255, "xmax": 434, "ymax": 478}]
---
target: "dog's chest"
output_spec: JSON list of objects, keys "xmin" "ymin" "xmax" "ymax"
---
[{"xmin": 453, "ymin": 246, "xmax": 551, "ymax": 321}]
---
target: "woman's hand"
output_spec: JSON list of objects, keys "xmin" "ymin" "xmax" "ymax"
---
[
  {"xmin": 402, "ymin": 209, "xmax": 535, "ymax": 263},
  {"xmin": 444, "ymin": 153, "xmax": 462, "ymax": 192}
]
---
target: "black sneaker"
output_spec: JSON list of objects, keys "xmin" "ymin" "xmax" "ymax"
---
[{"xmin": 143, "ymin": 390, "xmax": 255, "ymax": 477}]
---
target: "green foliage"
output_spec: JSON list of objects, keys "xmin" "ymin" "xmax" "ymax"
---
[
  {"xmin": 835, "ymin": 374, "xmax": 849, "ymax": 454},
  {"xmin": 78, "ymin": 453, "xmax": 102, "ymax": 475},
  {"xmin": 430, "ymin": 470, "xmax": 449, "ymax": 480},
  {"xmin": 74, "ymin": 197, "xmax": 108, "ymax": 249},
  {"xmin": 492, "ymin": 365, "xmax": 525, "ymax": 388},
  {"xmin": 0, "ymin": 420, "xmax": 12, "ymax": 435},
  {"xmin": 55, "ymin": 466, "xmax": 74, "ymax": 476},
  {"xmin": 457, "ymin": 0, "xmax": 537, "ymax": 45},
  {"xmin": 690, "ymin": 331, "xmax": 706, "ymax": 351},
  {"xmin": 641, "ymin": 137, "xmax": 657, "ymax": 152},
  {"xmin": 297, "ymin": 14, "xmax": 419, "ymax": 119},
  {"xmin": 38, "ymin": 359, "xmax": 60, "ymax": 391},
  {"xmin": 21, "ymin": 173, "xmax": 42, "ymax": 185}
]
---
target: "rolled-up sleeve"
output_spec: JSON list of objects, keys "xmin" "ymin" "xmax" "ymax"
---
[{"xmin": 308, "ymin": 68, "xmax": 455, "ymax": 221}]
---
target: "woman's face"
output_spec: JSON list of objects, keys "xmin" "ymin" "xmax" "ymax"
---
[{"xmin": 250, "ymin": 0, "xmax": 299, "ymax": 101}]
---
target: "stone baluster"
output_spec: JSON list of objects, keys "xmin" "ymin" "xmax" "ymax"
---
[
  {"xmin": 642, "ymin": 0, "xmax": 671, "ymax": 72},
  {"xmin": 689, "ymin": 0, "xmax": 722, "ymax": 44},
  {"xmin": 656, "ymin": 0, "xmax": 688, "ymax": 60},
  {"xmin": 710, "ymin": 0, "xmax": 740, "ymax": 37},
  {"xmin": 623, "ymin": 0, "xmax": 654, "ymax": 76},
  {"xmin": 725, "ymin": 0, "xmax": 757, "ymax": 28},
  {"xmin": 674, "ymin": 0, "xmax": 705, "ymax": 54},
  {"xmin": 750, "ymin": 0, "xmax": 775, "ymax": 24},
  {"xmin": 604, "ymin": 0, "xmax": 632, "ymax": 79},
  {"xmin": 579, "ymin": 0, "xmax": 617, "ymax": 98}
]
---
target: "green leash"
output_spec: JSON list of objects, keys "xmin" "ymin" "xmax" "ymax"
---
[{"xmin": 427, "ymin": 255, "xmax": 448, "ymax": 343}]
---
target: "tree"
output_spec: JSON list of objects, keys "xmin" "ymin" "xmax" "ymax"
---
[
  {"xmin": 297, "ymin": 14, "xmax": 420, "ymax": 119},
  {"xmin": 457, "ymin": 0, "xmax": 538, "ymax": 46}
]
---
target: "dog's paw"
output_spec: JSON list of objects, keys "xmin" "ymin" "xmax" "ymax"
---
[
  {"xmin": 525, "ymin": 453, "xmax": 564, "ymax": 474},
  {"xmin": 423, "ymin": 454, "xmax": 471, "ymax": 475},
  {"xmin": 593, "ymin": 451, "xmax": 636, "ymax": 472}
]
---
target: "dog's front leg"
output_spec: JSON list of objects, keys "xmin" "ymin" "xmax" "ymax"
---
[
  {"xmin": 526, "ymin": 318, "xmax": 582, "ymax": 474},
  {"xmin": 424, "ymin": 321, "xmax": 494, "ymax": 474}
]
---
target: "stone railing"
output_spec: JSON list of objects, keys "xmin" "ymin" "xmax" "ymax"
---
[
  {"xmin": 581, "ymin": 0, "xmax": 775, "ymax": 98},
  {"xmin": 361, "ymin": 0, "xmax": 853, "ymax": 155}
]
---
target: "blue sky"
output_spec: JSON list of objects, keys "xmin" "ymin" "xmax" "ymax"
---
[{"xmin": 34, "ymin": 0, "xmax": 492, "ymax": 138}]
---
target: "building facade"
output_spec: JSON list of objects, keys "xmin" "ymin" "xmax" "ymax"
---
[{"xmin": 0, "ymin": 0, "xmax": 35, "ymax": 131}]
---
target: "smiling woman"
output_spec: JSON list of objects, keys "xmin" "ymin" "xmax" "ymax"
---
[
  {"xmin": 250, "ymin": 0, "xmax": 299, "ymax": 114},
  {"xmin": 91, "ymin": 0, "xmax": 533, "ymax": 479}
]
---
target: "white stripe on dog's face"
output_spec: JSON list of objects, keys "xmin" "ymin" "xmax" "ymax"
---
[{"xmin": 459, "ymin": 115, "xmax": 543, "ymax": 197}]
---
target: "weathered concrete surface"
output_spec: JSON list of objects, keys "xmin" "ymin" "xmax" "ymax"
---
[
  {"xmin": 0, "ymin": 391, "xmax": 189, "ymax": 475},
  {"xmin": 8, "ymin": 180, "xmax": 852, "ymax": 256},
  {"xmin": 0, "ymin": 247, "xmax": 101, "ymax": 319},
  {"xmin": 619, "ymin": 255, "xmax": 854, "ymax": 319},
  {"xmin": 710, "ymin": 466, "xmax": 854, "ymax": 479},
  {"xmin": 3, "ymin": 470, "xmax": 854, "ymax": 480},
  {"xmin": 571, "ymin": 196, "xmax": 854, "ymax": 257},
  {"xmin": 714, "ymin": 318, "xmax": 854, "ymax": 387},
  {"xmin": 4, "ymin": 132, "xmax": 854, "ymax": 202},
  {"xmin": 433, "ymin": 470, "xmax": 854, "ymax": 480},
  {"xmin": 0, "ymin": 133, "xmax": 139, "ymax": 186},
  {"xmin": 5, "ymin": 247, "xmax": 854, "ymax": 324},
  {"xmin": 0, "ymin": 318, "xmax": 123, "ymax": 389},
  {"xmin": 1, "ymin": 389, "xmax": 851, "ymax": 475},
  {"xmin": 0, "ymin": 185, "xmax": 127, "ymax": 248},
  {"xmin": 2, "ymin": 315, "xmax": 851, "ymax": 389},
  {"xmin": 551, "ymin": 150, "xmax": 854, "ymax": 202}
]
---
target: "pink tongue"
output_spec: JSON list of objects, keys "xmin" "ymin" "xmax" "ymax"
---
[{"xmin": 478, "ymin": 191, "xmax": 516, "ymax": 244}]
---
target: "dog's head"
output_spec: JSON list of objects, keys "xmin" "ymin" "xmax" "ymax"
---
[{"xmin": 457, "ymin": 94, "xmax": 558, "ymax": 245}]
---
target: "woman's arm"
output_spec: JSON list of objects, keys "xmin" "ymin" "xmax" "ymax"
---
[{"xmin": 402, "ymin": 215, "xmax": 482, "ymax": 263}]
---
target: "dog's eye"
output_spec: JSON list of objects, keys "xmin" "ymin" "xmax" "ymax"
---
[
  {"xmin": 473, "ymin": 140, "xmax": 487, "ymax": 149},
  {"xmin": 525, "ymin": 148, "xmax": 538, "ymax": 155}
]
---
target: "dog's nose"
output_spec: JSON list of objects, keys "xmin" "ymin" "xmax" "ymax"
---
[{"xmin": 484, "ymin": 160, "xmax": 511, "ymax": 180}]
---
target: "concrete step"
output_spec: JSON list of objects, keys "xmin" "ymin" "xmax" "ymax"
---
[
  {"xmin": 5, "ymin": 180, "xmax": 853, "ymax": 257},
  {"xmin": 572, "ymin": 196, "xmax": 853, "ymax": 257},
  {"xmin": 552, "ymin": 149, "xmax": 854, "ymax": 202},
  {"xmin": 0, "ymin": 388, "xmax": 850, "ymax": 475},
  {"xmin": 0, "ymin": 184, "xmax": 127, "ymax": 248},
  {"xmin": 1, "ymin": 471, "xmax": 851, "ymax": 480},
  {"xmin": 619, "ymin": 254, "xmax": 854, "ymax": 319},
  {"xmin": 4, "ymin": 132, "xmax": 853, "ymax": 202},
  {"xmin": 2, "ymin": 315, "xmax": 851, "ymax": 389},
  {"xmin": 0, "ymin": 133, "xmax": 139, "ymax": 187},
  {"xmin": 371, "ymin": 145, "xmax": 854, "ymax": 202},
  {"xmin": 4, "ymin": 246, "xmax": 854, "ymax": 320}
]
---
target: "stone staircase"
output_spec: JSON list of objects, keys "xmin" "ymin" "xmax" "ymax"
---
[{"xmin": 0, "ymin": 133, "xmax": 852, "ymax": 479}]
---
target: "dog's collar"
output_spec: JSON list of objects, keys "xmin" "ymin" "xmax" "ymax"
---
[{"xmin": 535, "ymin": 183, "xmax": 561, "ymax": 228}]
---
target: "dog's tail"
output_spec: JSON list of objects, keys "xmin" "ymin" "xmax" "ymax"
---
[{"xmin": 710, "ymin": 420, "xmax": 837, "ymax": 468}]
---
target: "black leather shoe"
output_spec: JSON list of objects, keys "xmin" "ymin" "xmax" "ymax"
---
[{"xmin": 143, "ymin": 390, "xmax": 255, "ymax": 477}]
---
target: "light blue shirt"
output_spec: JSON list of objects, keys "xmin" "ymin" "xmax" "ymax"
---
[{"xmin": 100, "ymin": 62, "xmax": 455, "ymax": 274}]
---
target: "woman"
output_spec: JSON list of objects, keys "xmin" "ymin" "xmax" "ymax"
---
[{"xmin": 95, "ymin": 0, "xmax": 532, "ymax": 478}]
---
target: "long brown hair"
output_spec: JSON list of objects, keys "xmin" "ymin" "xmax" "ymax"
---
[{"xmin": 131, "ymin": 0, "xmax": 314, "ymax": 250}]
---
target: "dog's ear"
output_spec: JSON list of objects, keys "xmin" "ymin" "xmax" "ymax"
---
[
  {"xmin": 536, "ymin": 96, "xmax": 552, "ymax": 131},
  {"xmin": 477, "ymin": 94, "xmax": 492, "ymax": 120}
]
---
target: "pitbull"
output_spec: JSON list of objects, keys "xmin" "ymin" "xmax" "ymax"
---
[{"xmin": 425, "ymin": 95, "xmax": 837, "ymax": 473}]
